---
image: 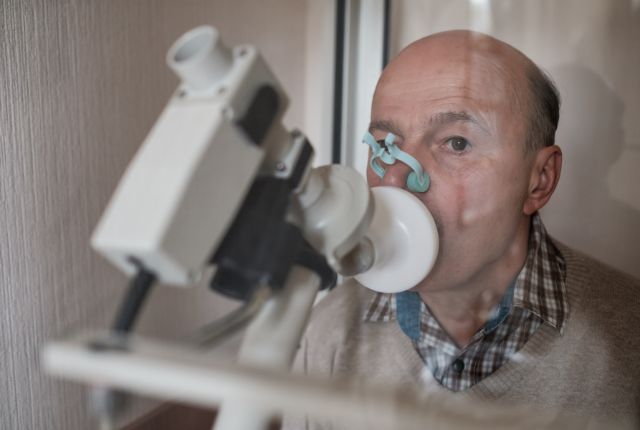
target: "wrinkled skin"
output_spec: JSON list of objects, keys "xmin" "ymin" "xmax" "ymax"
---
[{"xmin": 367, "ymin": 31, "xmax": 562, "ymax": 346}]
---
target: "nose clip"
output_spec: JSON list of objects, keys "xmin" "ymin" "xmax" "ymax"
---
[{"xmin": 362, "ymin": 132, "xmax": 430, "ymax": 193}]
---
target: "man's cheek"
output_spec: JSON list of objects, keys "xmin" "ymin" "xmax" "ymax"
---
[
  {"xmin": 455, "ymin": 171, "xmax": 509, "ymax": 228},
  {"xmin": 433, "ymin": 182, "xmax": 473, "ymax": 231},
  {"xmin": 417, "ymin": 186, "xmax": 454, "ymax": 239},
  {"xmin": 461, "ymin": 193, "xmax": 496, "ymax": 227}
]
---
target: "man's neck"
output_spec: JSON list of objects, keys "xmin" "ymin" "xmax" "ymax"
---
[{"xmin": 418, "ymin": 220, "xmax": 531, "ymax": 348}]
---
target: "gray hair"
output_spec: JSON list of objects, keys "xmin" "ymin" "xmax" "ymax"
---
[{"xmin": 525, "ymin": 65, "xmax": 561, "ymax": 153}]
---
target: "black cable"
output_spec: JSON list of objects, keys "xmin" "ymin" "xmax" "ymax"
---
[{"xmin": 111, "ymin": 265, "xmax": 156, "ymax": 334}]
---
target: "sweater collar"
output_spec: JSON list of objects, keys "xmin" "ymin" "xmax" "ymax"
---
[{"xmin": 512, "ymin": 213, "xmax": 567, "ymax": 331}]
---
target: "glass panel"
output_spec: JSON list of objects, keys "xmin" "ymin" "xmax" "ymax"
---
[{"xmin": 384, "ymin": 0, "xmax": 640, "ymax": 278}]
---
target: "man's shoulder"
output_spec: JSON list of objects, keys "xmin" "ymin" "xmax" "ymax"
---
[
  {"xmin": 306, "ymin": 279, "xmax": 374, "ymax": 340},
  {"xmin": 294, "ymin": 280, "xmax": 380, "ymax": 378},
  {"xmin": 556, "ymin": 240, "xmax": 640, "ymax": 303},
  {"xmin": 535, "ymin": 241, "xmax": 640, "ymax": 415},
  {"xmin": 555, "ymin": 240, "xmax": 640, "ymax": 349},
  {"xmin": 297, "ymin": 279, "xmax": 416, "ymax": 383}
]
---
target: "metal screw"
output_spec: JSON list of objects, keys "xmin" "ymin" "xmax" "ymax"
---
[{"xmin": 276, "ymin": 162, "xmax": 287, "ymax": 172}]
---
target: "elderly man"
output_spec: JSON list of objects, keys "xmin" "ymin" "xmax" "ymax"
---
[{"xmin": 285, "ymin": 30, "xmax": 640, "ymax": 428}]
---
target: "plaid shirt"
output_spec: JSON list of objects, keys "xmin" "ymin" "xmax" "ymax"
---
[{"xmin": 363, "ymin": 213, "xmax": 567, "ymax": 391}]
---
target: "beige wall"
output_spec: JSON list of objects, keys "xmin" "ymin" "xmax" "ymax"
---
[
  {"xmin": 389, "ymin": 0, "xmax": 640, "ymax": 278},
  {"xmin": 0, "ymin": 1, "xmax": 311, "ymax": 428}
]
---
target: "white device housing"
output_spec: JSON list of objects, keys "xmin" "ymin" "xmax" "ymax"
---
[{"xmin": 91, "ymin": 26, "xmax": 290, "ymax": 286}]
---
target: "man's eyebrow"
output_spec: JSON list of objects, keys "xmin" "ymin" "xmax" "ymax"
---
[
  {"xmin": 429, "ymin": 111, "xmax": 490, "ymax": 134},
  {"xmin": 368, "ymin": 120, "xmax": 402, "ymax": 135}
]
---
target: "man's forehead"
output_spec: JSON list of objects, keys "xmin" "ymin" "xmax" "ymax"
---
[
  {"xmin": 376, "ymin": 53, "xmax": 514, "ymax": 100},
  {"xmin": 390, "ymin": 30, "xmax": 525, "ymax": 69},
  {"xmin": 372, "ymin": 35, "xmax": 527, "ymax": 132},
  {"xmin": 371, "ymin": 72, "xmax": 503, "ymax": 130},
  {"xmin": 369, "ymin": 109, "xmax": 491, "ymax": 136}
]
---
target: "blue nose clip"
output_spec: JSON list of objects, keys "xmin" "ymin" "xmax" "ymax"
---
[{"xmin": 363, "ymin": 132, "xmax": 430, "ymax": 193}]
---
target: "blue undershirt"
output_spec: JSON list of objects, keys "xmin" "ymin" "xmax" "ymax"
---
[{"xmin": 395, "ymin": 281, "xmax": 516, "ymax": 342}]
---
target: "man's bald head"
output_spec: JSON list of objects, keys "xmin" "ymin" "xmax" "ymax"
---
[
  {"xmin": 376, "ymin": 30, "xmax": 560, "ymax": 154},
  {"xmin": 369, "ymin": 30, "xmax": 563, "ymax": 301}
]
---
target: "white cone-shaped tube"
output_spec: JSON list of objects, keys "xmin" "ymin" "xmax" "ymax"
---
[
  {"xmin": 355, "ymin": 187, "xmax": 439, "ymax": 293},
  {"xmin": 167, "ymin": 26, "xmax": 232, "ymax": 92}
]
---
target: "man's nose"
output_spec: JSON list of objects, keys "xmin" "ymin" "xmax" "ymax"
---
[{"xmin": 380, "ymin": 160, "xmax": 414, "ymax": 189}]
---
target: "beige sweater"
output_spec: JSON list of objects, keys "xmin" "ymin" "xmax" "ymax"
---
[{"xmin": 284, "ymin": 243, "xmax": 640, "ymax": 428}]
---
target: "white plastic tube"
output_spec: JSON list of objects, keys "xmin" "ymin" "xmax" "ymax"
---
[
  {"xmin": 167, "ymin": 26, "xmax": 233, "ymax": 92},
  {"xmin": 43, "ymin": 334, "xmax": 594, "ymax": 430},
  {"xmin": 213, "ymin": 266, "xmax": 321, "ymax": 430}
]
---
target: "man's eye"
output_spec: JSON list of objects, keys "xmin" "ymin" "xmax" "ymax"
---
[{"xmin": 446, "ymin": 136, "xmax": 470, "ymax": 152}]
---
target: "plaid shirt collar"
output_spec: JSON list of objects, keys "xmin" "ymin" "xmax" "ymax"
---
[
  {"xmin": 512, "ymin": 214, "xmax": 567, "ymax": 330},
  {"xmin": 363, "ymin": 213, "xmax": 567, "ymax": 391}
]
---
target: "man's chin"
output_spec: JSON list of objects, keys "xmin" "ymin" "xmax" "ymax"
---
[
  {"xmin": 413, "ymin": 263, "xmax": 474, "ymax": 294},
  {"xmin": 411, "ymin": 272, "xmax": 449, "ymax": 294}
]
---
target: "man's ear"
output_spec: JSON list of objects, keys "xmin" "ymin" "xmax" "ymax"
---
[{"xmin": 523, "ymin": 145, "xmax": 562, "ymax": 215}]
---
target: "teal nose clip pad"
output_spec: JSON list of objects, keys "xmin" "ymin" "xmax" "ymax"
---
[{"xmin": 363, "ymin": 132, "xmax": 430, "ymax": 193}]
